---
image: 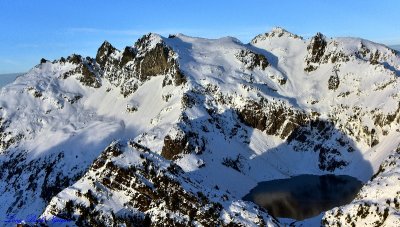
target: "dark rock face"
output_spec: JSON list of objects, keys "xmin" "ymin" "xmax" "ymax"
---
[
  {"xmin": 134, "ymin": 35, "xmax": 187, "ymax": 87},
  {"xmin": 96, "ymin": 41, "xmax": 117, "ymax": 69},
  {"xmin": 0, "ymin": 117, "xmax": 22, "ymax": 151},
  {"xmin": 120, "ymin": 47, "xmax": 136, "ymax": 67},
  {"xmin": 67, "ymin": 54, "xmax": 83, "ymax": 65},
  {"xmin": 61, "ymin": 54, "xmax": 102, "ymax": 88},
  {"xmin": 328, "ymin": 74, "xmax": 340, "ymax": 90},
  {"xmin": 161, "ymin": 134, "xmax": 188, "ymax": 160},
  {"xmin": 305, "ymin": 33, "xmax": 327, "ymax": 72},
  {"xmin": 135, "ymin": 43, "xmax": 172, "ymax": 81},
  {"xmin": 237, "ymin": 99, "xmax": 308, "ymax": 139},
  {"xmin": 254, "ymin": 54, "xmax": 269, "ymax": 70},
  {"xmin": 307, "ymin": 33, "xmax": 327, "ymax": 63},
  {"xmin": 369, "ymin": 50, "xmax": 380, "ymax": 65},
  {"xmin": 160, "ymin": 111, "xmax": 207, "ymax": 160},
  {"xmin": 173, "ymin": 68, "xmax": 187, "ymax": 86},
  {"xmin": 79, "ymin": 63, "xmax": 101, "ymax": 88},
  {"xmin": 235, "ymin": 49, "xmax": 269, "ymax": 70},
  {"xmin": 237, "ymin": 101, "xmax": 267, "ymax": 131}
]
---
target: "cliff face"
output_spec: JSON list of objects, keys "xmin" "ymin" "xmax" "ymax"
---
[{"xmin": 0, "ymin": 28, "xmax": 399, "ymax": 226}]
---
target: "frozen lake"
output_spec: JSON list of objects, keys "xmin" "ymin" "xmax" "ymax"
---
[{"xmin": 243, "ymin": 174, "xmax": 363, "ymax": 220}]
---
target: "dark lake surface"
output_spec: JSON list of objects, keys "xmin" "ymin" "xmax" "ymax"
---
[{"xmin": 243, "ymin": 174, "xmax": 363, "ymax": 220}]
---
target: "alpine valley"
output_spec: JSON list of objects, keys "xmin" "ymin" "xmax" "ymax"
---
[{"xmin": 1, "ymin": 27, "xmax": 400, "ymax": 226}]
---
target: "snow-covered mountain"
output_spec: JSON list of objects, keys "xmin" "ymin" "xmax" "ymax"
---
[{"xmin": 0, "ymin": 27, "xmax": 399, "ymax": 226}]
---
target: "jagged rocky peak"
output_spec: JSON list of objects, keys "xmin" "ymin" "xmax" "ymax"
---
[
  {"xmin": 66, "ymin": 53, "xmax": 84, "ymax": 64},
  {"xmin": 60, "ymin": 54, "xmax": 101, "ymax": 88},
  {"xmin": 92, "ymin": 33, "xmax": 186, "ymax": 97},
  {"xmin": 133, "ymin": 33, "xmax": 186, "ymax": 85},
  {"xmin": 96, "ymin": 40, "xmax": 119, "ymax": 68},
  {"xmin": 134, "ymin": 34, "xmax": 172, "ymax": 81},
  {"xmin": 134, "ymin": 32, "xmax": 164, "ymax": 53},
  {"xmin": 268, "ymin": 27, "xmax": 301, "ymax": 38},
  {"xmin": 251, "ymin": 27, "xmax": 303, "ymax": 44},
  {"xmin": 304, "ymin": 32, "xmax": 327, "ymax": 72},
  {"xmin": 40, "ymin": 58, "xmax": 48, "ymax": 64}
]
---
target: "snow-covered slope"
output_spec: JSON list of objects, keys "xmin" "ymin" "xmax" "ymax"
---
[
  {"xmin": 0, "ymin": 27, "xmax": 399, "ymax": 226},
  {"xmin": 323, "ymin": 144, "xmax": 400, "ymax": 226}
]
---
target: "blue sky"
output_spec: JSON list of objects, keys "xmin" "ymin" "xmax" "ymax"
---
[{"xmin": 1, "ymin": 0, "xmax": 399, "ymax": 74}]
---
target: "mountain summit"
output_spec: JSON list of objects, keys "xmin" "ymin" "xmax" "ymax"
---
[{"xmin": 0, "ymin": 28, "xmax": 399, "ymax": 226}]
